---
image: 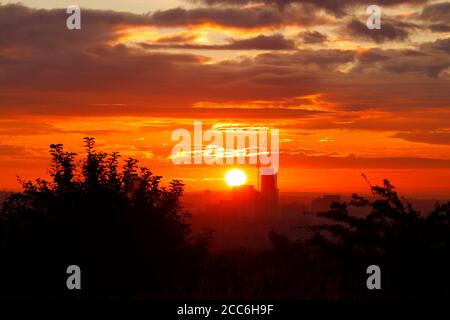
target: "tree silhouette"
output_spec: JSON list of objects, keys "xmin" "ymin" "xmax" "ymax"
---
[
  {"xmin": 0, "ymin": 138, "xmax": 210, "ymax": 299},
  {"xmin": 307, "ymin": 177, "xmax": 450, "ymax": 298}
]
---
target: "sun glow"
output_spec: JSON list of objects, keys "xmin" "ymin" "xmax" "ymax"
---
[{"xmin": 225, "ymin": 169, "xmax": 247, "ymax": 187}]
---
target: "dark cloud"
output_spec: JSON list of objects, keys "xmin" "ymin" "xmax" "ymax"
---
[
  {"xmin": 417, "ymin": 2, "xmax": 450, "ymax": 33},
  {"xmin": 141, "ymin": 34, "xmax": 296, "ymax": 50},
  {"xmin": 430, "ymin": 23, "xmax": 450, "ymax": 33},
  {"xmin": 0, "ymin": 4, "xmax": 151, "ymax": 51},
  {"xmin": 380, "ymin": 51, "xmax": 450, "ymax": 78},
  {"xmin": 392, "ymin": 131, "xmax": 450, "ymax": 146},
  {"xmin": 421, "ymin": 38, "xmax": 450, "ymax": 54},
  {"xmin": 0, "ymin": 3, "xmax": 448, "ymax": 123},
  {"xmin": 149, "ymin": 7, "xmax": 285, "ymax": 28},
  {"xmin": 294, "ymin": 109, "xmax": 450, "ymax": 132},
  {"xmin": 281, "ymin": 152, "xmax": 450, "ymax": 169},
  {"xmin": 344, "ymin": 19, "xmax": 416, "ymax": 43},
  {"xmin": 420, "ymin": 2, "xmax": 450, "ymax": 23},
  {"xmin": 0, "ymin": 2, "xmax": 330, "ymax": 54},
  {"xmin": 356, "ymin": 50, "xmax": 390, "ymax": 63},
  {"xmin": 0, "ymin": 120, "xmax": 62, "ymax": 136},
  {"xmin": 191, "ymin": 0, "xmax": 428, "ymax": 16},
  {"xmin": 156, "ymin": 33, "xmax": 199, "ymax": 44},
  {"xmin": 255, "ymin": 49, "xmax": 355, "ymax": 68},
  {"xmin": 0, "ymin": 46, "xmax": 326, "ymax": 116},
  {"xmin": 354, "ymin": 47, "xmax": 449, "ymax": 78},
  {"xmin": 0, "ymin": 145, "xmax": 28, "ymax": 156},
  {"xmin": 148, "ymin": 5, "xmax": 331, "ymax": 29},
  {"xmin": 298, "ymin": 31, "xmax": 328, "ymax": 44},
  {"xmin": 226, "ymin": 34, "xmax": 296, "ymax": 50}
]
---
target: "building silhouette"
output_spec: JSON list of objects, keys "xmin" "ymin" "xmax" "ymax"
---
[{"xmin": 259, "ymin": 168, "xmax": 279, "ymax": 217}]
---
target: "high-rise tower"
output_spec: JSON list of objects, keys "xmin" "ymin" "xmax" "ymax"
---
[{"xmin": 259, "ymin": 168, "xmax": 279, "ymax": 217}]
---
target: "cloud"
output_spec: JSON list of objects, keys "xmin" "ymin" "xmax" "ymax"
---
[
  {"xmin": 0, "ymin": 2, "xmax": 319, "ymax": 57},
  {"xmin": 255, "ymin": 49, "xmax": 355, "ymax": 68},
  {"xmin": 141, "ymin": 34, "xmax": 297, "ymax": 50},
  {"xmin": 281, "ymin": 152, "xmax": 450, "ymax": 169},
  {"xmin": 207, "ymin": 33, "xmax": 297, "ymax": 50},
  {"xmin": 191, "ymin": 0, "xmax": 429, "ymax": 16},
  {"xmin": 0, "ymin": 120, "xmax": 63, "ymax": 136},
  {"xmin": 0, "ymin": 3, "xmax": 327, "ymax": 55},
  {"xmin": 0, "ymin": 3, "xmax": 448, "ymax": 125},
  {"xmin": 298, "ymin": 31, "xmax": 328, "ymax": 44},
  {"xmin": 418, "ymin": 2, "xmax": 450, "ymax": 33},
  {"xmin": 0, "ymin": 145, "xmax": 28, "ymax": 156},
  {"xmin": 0, "ymin": 4, "xmax": 150, "ymax": 52},
  {"xmin": 148, "ymin": 5, "xmax": 330, "ymax": 29},
  {"xmin": 392, "ymin": 131, "xmax": 450, "ymax": 145},
  {"xmin": 156, "ymin": 33, "xmax": 200, "ymax": 44},
  {"xmin": 421, "ymin": 37, "xmax": 450, "ymax": 54},
  {"xmin": 419, "ymin": 2, "xmax": 450, "ymax": 23},
  {"xmin": 354, "ymin": 47, "xmax": 450, "ymax": 78},
  {"xmin": 343, "ymin": 18, "xmax": 417, "ymax": 43},
  {"xmin": 430, "ymin": 23, "xmax": 450, "ymax": 32},
  {"xmin": 149, "ymin": 7, "xmax": 281, "ymax": 28}
]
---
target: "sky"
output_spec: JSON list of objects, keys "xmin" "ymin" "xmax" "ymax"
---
[{"xmin": 0, "ymin": 0, "xmax": 449, "ymax": 196}]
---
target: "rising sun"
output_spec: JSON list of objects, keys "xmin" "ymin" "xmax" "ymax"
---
[{"xmin": 225, "ymin": 169, "xmax": 247, "ymax": 187}]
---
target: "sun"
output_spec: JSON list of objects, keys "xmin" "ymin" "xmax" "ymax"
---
[{"xmin": 225, "ymin": 169, "xmax": 247, "ymax": 187}]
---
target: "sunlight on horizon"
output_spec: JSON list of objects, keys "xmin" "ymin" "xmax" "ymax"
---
[{"xmin": 225, "ymin": 169, "xmax": 247, "ymax": 187}]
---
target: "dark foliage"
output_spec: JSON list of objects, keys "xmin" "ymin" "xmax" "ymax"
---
[
  {"xmin": 195, "ymin": 178, "xmax": 450, "ymax": 299},
  {"xmin": 251, "ymin": 177, "xmax": 450, "ymax": 299},
  {"xmin": 306, "ymin": 177, "xmax": 450, "ymax": 299},
  {"xmin": 0, "ymin": 138, "xmax": 209, "ymax": 299}
]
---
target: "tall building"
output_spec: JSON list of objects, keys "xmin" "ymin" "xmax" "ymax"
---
[{"xmin": 259, "ymin": 168, "xmax": 279, "ymax": 217}]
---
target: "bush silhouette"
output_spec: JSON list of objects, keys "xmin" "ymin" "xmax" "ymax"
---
[
  {"xmin": 0, "ymin": 138, "xmax": 209, "ymax": 299},
  {"xmin": 267, "ymin": 176, "xmax": 450, "ymax": 299}
]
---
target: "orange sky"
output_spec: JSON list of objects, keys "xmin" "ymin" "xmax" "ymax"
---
[{"xmin": 0, "ymin": 1, "xmax": 449, "ymax": 197}]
